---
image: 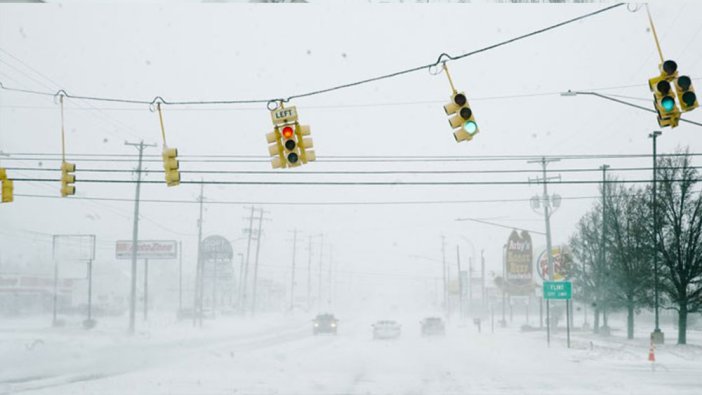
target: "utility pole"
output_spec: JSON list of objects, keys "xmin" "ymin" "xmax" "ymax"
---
[
  {"xmin": 307, "ymin": 235, "xmax": 313, "ymax": 311},
  {"xmin": 241, "ymin": 206, "xmax": 256, "ymax": 314},
  {"xmin": 501, "ymin": 243, "xmax": 506, "ymax": 327},
  {"xmin": 318, "ymin": 233, "xmax": 324, "ymax": 310},
  {"xmin": 143, "ymin": 258, "xmax": 149, "ymax": 321},
  {"xmin": 441, "ymin": 236, "xmax": 448, "ymax": 319},
  {"xmin": 193, "ymin": 182, "xmax": 205, "ymax": 327},
  {"xmin": 125, "ymin": 140, "xmax": 155, "ymax": 334},
  {"xmin": 178, "ymin": 241, "xmax": 183, "ymax": 313},
  {"xmin": 600, "ymin": 164, "xmax": 610, "ymax": 333},
  {"xmin": 468, "ymin": 256, "xmax": 473, "ymax": 316},
  {"xmin": 237, "ymin": 252, "xmax": 244, "ymax": 308},
  {"xmin": 649, "ymin": 130, "xmax": 664, "ymax": 344},
  {"xmin": 289, "ymin": 229, "xmax": 298, "ymax": 311},
  {"xmin": 528, "ymin": 157, "xmax": 561, "ymax": 347},
  {"xmin": 251, "ymin": 208, "xmax": 268, "ymax": 315},
  {"xmin": 52, "ymin": 235, "xmax": 58, "ymax": 326},
  {"xmin": 456, "ymin": 245, "xmax": 463, "ymax": 320},
  {"xmin": 481, "ymin": 250, "xmax": 486, "ymax": 309},
  {"xmin": 327, "ymin": 245, "xmax": 333, "ymax": 308},
  {"xmin": 87, "ymin": 256, "xmax": 93, "ymax": 323}
]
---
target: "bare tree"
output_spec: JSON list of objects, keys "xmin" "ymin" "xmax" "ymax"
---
[
  {"xmin": 570, "ymin": 207, "xmax": 613, "ymax": 333},
  {"xmin": 605, "ymin": 183, "xmax": 654, "ymax": 339},
  {"xmin": 656, "ymin": 149, "xmax": 702, "ymax": 345}
]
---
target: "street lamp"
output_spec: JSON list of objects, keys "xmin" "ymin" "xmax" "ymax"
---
[{"xmin": 649, "ymin": 130, "xmax": 664, "ymax": 345}]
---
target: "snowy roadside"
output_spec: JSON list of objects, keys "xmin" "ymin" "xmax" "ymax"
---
[{"xmin": 0, "ymin": 312, "xmax": 312, "ymax": 394}]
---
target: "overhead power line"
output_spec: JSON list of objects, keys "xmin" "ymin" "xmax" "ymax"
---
[
  {"xmin": 10, "ymin": 177, "xmax": 698, "ymax": 186},
  {"xmin": 14, "ymin": 193, "xmax": 603, "ymax": 206},
  {"xmin": 2, "ymin": 152, "xmax": 701, "ymax": 164},
  {"xmin": 6, "ymin": 166, "xmax": 702, "ymax": 175},
  {"xmin": 0, "ymin": 3, "xmax": 624, "ymax": 106}
]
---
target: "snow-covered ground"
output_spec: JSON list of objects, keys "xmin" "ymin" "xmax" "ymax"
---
[{"xmin": 1, "ymin": 312, "xmax": 701, "ymax": 394}]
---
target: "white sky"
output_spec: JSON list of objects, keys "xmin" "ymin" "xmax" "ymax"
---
[{"xmin": 1, "ymin": 1, "xmax": 701, "ymax": 308}]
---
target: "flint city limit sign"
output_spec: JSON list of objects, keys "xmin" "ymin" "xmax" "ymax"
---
[{"xmin": 543, "ymin": 281, "xmax": 572, "ymax": 300}]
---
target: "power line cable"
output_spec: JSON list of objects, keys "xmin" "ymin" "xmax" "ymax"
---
[
  {"xmin": 13, "ymin": 193, "xmax": 604, "ymax": 206},
  {"xmin": 10, "ymin": 177, "xmax": 699, "ymax": 186},
  {"xmin": 5, "ymin": 165, "xmax": 702, "ymax": 175},
  {"xmin": 0, "ymin": 3, "xmax": 624, "ymax": 106},
  {"xmin": 2, "ymin": 152, "xmax": 701, "ymax": 163},
  {"xmin": 0, "ymin": 51, "xmax": 144, "ymax": 140}
]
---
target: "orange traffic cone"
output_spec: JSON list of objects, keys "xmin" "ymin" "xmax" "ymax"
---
[{"xmin": 648, "ymin": 340, "xmax": 656, "ymax": 362}]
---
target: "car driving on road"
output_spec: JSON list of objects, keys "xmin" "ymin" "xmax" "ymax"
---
[
  {"xmin": 313, "ymin": 313, "xmax": 338, "ymax": 335},
  {"xmin": 372, "ymin": 320, "xmax": 402, "ymax": 340},
  {"xmin": 420, "ymin": 317, "xmax": 446, "ymax": 336}
]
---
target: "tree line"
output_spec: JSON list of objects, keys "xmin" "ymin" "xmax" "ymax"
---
[{"xmin": 569, "ymin": 149, "xmax": 702, "ymax": 344}]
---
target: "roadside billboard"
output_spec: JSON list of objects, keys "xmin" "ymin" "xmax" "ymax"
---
[
  {"xmin": 537, "ymin": 245, "xmax": 572, "ymax": 281},
  {"xmin": 504, "ymin": 230, "xmax": 534, "ymax": 295},
  {"xmin": 115, "ymin": 240, "xmax": 178, "ymax": 260}
]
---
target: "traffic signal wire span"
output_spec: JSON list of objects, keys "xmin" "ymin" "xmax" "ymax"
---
[{"xmin": 0, "ymin": 3, "xmax": 624, "ymax": 107}]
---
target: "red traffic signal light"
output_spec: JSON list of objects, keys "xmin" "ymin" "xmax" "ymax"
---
[{"xmin": 282, "ymin": 126, "xmax": 294, "ymax": 139}]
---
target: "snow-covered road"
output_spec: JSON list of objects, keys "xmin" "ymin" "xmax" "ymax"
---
[{"xmin": 2, "ymin": 314, "xmax": 701, "ymax": 395}]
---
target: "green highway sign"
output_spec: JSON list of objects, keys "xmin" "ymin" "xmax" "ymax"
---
[{"xmin": 543, "ymin": 281, "xmax": 572, "ymax": 300}]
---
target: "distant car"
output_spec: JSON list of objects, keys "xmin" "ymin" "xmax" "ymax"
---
[
  {"xmin": 372, "ymin": 320, "xmax": 402, "ymax": 340},
  {"xmin": 420, "ymin": 317, "xmax": 446, "ymax": 336},
  {"xmin": 313, "ymin": 313, "xmax": 338, "ymax": 335}
]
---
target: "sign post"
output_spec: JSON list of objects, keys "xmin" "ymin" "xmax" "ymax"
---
[
  {"xmin": 115, "ymin": 240, "xmax": 178, "ymax": 326},
  {"xmin": 543, "ymin": 281, "xmax": 572, "ymax": 348}
]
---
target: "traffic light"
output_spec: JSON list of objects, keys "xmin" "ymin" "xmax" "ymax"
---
[
  {"xmin": 649, "ymin": 60, "xmax": 680, "ymax": 128},
  {"xmin": 267, "ymin": 104, "xmax": 315, "ymax": 168},
  {"xmin": 444, "ymin": 92, "xmax": 478, "ymax": 142},
  {"xmin": 278, "ymin": 123, "xmax": 316, "ymax": 168},
  {"xmin": 60, "ymin": 161, "xmax": 76, "ymax": 197},
  {"xmin": 0, "ymin": 168, "xmax": 12, "ymax": 203},
  {"xmin": 281, "ymin": 124, "xmax": 300, "ymax": 167},
  {"xmin": 675, "ymin": 75, "xmax": 698, "ymax": 113},
  {"xmin": 162, "ymin": 147, "xmax": 180, "ymax": 187}
]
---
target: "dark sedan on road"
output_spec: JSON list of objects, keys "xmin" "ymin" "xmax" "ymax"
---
[
  {"xmin": 313, "ymin": 313, "xmax": 338, "ymax": 335},
  {"xmin": 420, "ymin": 317, "xmax": 446, "ymax": 336}
]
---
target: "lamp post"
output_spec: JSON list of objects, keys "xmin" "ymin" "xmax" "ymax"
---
[{"xmin": 649, "ymin": 130, "xmax": 665, "ymax": 345}]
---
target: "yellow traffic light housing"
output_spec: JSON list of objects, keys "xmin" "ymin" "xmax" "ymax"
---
[
  {"xmin": 444, "ymin": 92, "xmax": 478, "ymax": 142},
  {"xmin": 649, "ymin": 60, "xmax": 680, "ymax": 128},
  {"xmin": 267, "ymin": 104, "xmax": 315, "ymax": 169},
  {"xmin": 162, "ymin": 147, "xmax": 180, "ymax": 187},
  {"xmin": 266, "ymin": 128, "xmax": 285, "ymax": 169},
  {"xmin": 297, "ymin": 124, "xmax": 316, "ymax": 164},
  {"xmin": 675, "ymin": 75, "xmax": 698, "ymax": 113},
  {"xmin": 1, "ymin": 179, "xmax": 13, "ymax": 203},
  {"xmin": 281, "ymin": 124, "xmax": 301, "ymax": 167},
  {"xmin": 60, "ymin": 161, "xmax": 76, "ymax": 197},
  {"xmin": 1, "ymin": 168, "xmax": 13, "ymax": 203}
]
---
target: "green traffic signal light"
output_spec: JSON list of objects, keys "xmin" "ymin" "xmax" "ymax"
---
[
  {"xmin": 661, "ymin": 96, "xmax": 675, "ymax": 112},
  {"xmin": 464, "ymin": 120, "xmax": 478, "ymax": 134}
]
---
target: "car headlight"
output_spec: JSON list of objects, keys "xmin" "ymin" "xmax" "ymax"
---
[
  {"xmin": 331, "ymin": 323, "xmax": 336, "ymax": 327},
  {"xmin": 314, "ymin": 323, "xmax": 319, "ymax": 327}
]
